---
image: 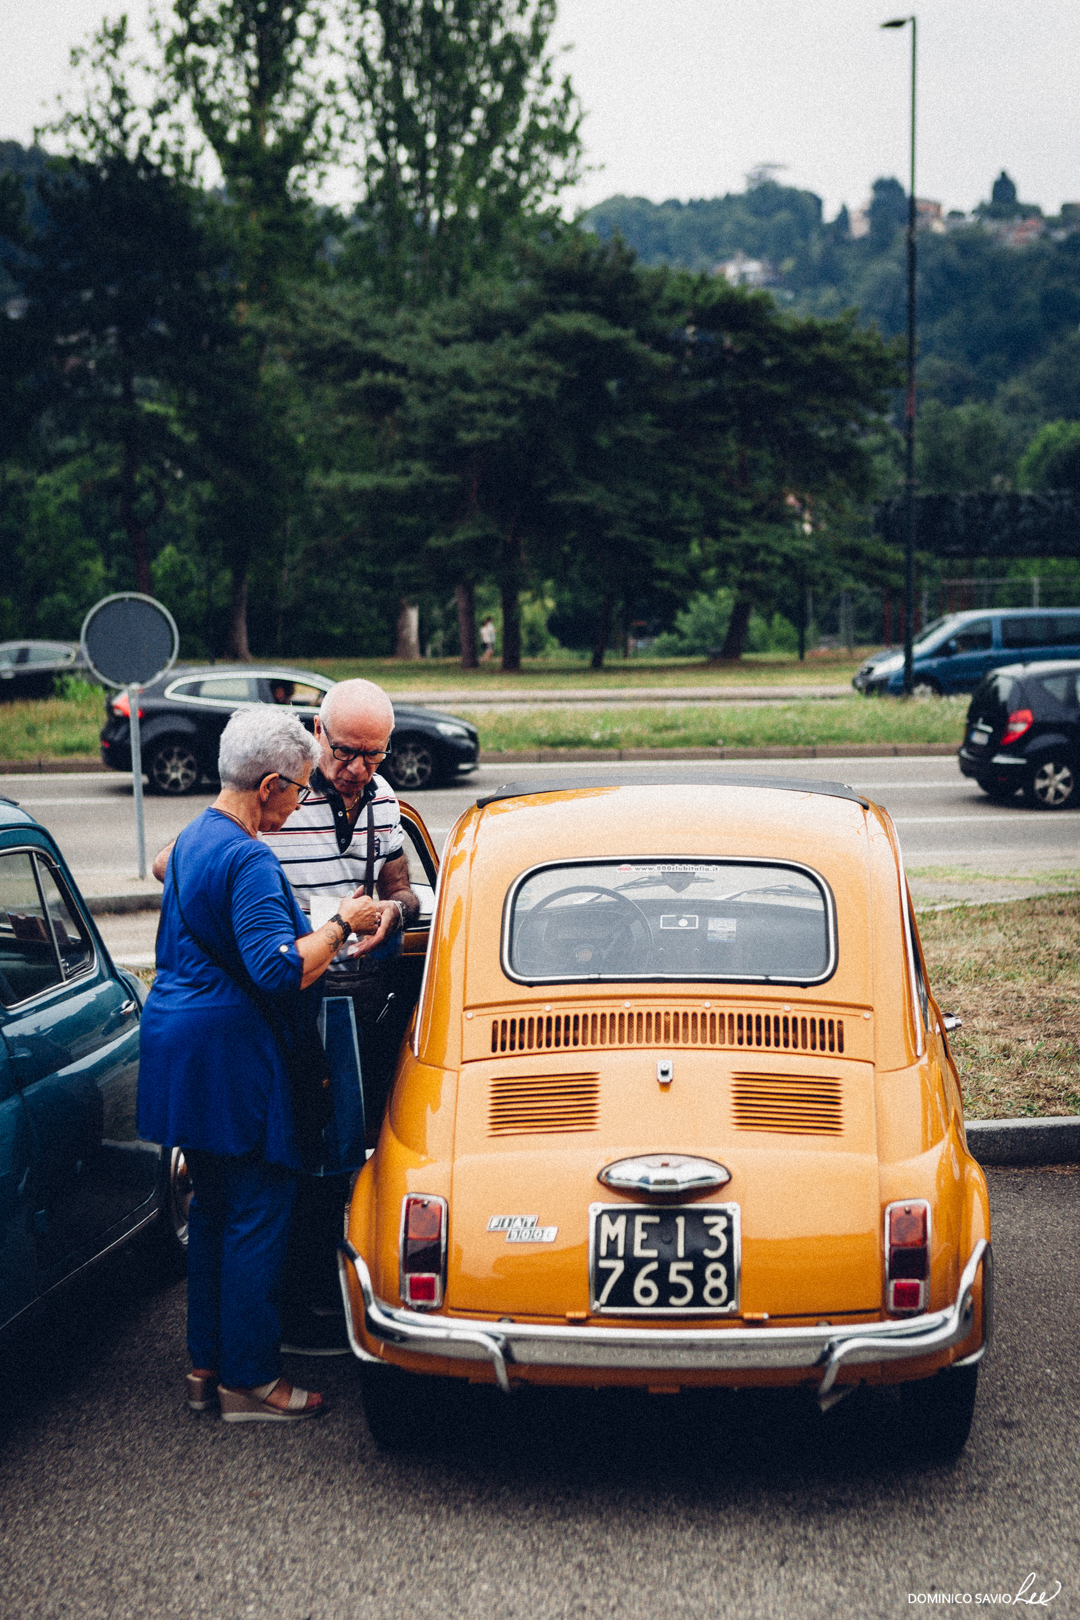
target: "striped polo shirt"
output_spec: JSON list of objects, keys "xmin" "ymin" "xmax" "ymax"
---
[{"xmin": 260, "ymin": 769, "xmax": 405, "ymax": 914}]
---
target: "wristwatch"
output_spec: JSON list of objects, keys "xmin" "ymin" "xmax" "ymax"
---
[
  {"xmin": 328, "ymin": 912, "xmax": 351, "ymax": 944},
  {"xmin": 391, "ymin": 899, "xmax": 406, "ymax": 932}
]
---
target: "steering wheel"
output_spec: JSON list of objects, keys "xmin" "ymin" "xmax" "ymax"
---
[{"xmin": 516, "ymin": 885, "xmax": 654, "ymax": 974}]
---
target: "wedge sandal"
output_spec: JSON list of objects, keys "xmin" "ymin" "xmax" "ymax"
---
[
  {"xmin": 186, "ymin": 1371, "xmax": 219, "ymax": 1412},
  {"xmin": 218, "ymin": 1379, "xmax": 325, "ymax": 1423}
]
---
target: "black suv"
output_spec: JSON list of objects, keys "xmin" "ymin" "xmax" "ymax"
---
[
  {"xmin": 99, "ymin": 665, "xmax": 480, "ymax": 795},
  {"xmin": 958, "ymin": 661, "xmax": 1080, "ymax": 809}
]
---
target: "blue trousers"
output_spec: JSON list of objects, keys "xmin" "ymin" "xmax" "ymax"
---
[{"xmin": 185, "ymin": 1150, "xmax": 297, "ymax": 1389}]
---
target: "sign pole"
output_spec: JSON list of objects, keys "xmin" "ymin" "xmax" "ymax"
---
[
  {"xmin": 80, "ymin": 593, "xmax": 179, "ymax": 881},
  {"xmin": 128, "ymin": 683, "xmax": 146, "ymax": 879}
]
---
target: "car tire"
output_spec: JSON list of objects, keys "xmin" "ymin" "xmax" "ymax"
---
[
  {"xmin": 360, "ymin": 1364, "xmax": 461, "ymax": 1451},
  {"xmin": 145, "ymin": 740, "xmax": 202, "ymax": 796},
  {"xmin": 893, "ymin": 1364, "xmax": 979, "ymax": 1464},
  {"xmin": 139, "ymin": 1147, "xmax": 191, "ymax": 1284},
  {"xmin": 1024, "ymin": 756, "xmax": 1077, "ymax": 810},
  {"xmin": 382, "ymin": 734, "xmax": 439, "ymax": 792},
  {"xmin": 977, "ymin": 776, "xmax": 1019, "ymax": 801}
]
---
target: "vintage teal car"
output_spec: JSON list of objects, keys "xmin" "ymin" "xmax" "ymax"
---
[{"xmin": 0, "ymin": 793, "xmax": 186, "ymax": 1339}]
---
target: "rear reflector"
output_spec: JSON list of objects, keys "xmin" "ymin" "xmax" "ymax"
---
[
  {"xmin": 400, "ymin": 1195, "xmax": 447, "ymax": 1310},
  {"xmin": 885, "ymin": 1199, "xmax": 930, "ymax": 1314},
  {"xmin": 403, "ymin": 1274, "xmax": 438, "ymax": 1306}
]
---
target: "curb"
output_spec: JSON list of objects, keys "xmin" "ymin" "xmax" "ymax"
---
[
  {"xmin": 965, "ymin": 1116, "xmax": 1080, "ymax": 1168},
  {"xmin": 478, "ymin": 743, "xmax": 959, "ymax": 765},
  {"xmin": 87, "ymin": 893, "xmax": 162, "ymax": 916},
  {"xmin": 0, "ymin": 757, "xmax": 103, "ymax": 774}
]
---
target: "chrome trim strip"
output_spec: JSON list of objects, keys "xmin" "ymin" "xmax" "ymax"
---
[{"xmin": 339, "ymin": 1239, "xmax": 989, "ymax": 1398}]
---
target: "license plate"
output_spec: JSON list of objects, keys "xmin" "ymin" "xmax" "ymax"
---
[
  {"xmin": 969, "ymin": 726, "xmax": 991, "ymax": 748},
  {"xmin": 588, "ymin": 1202, "xmax": 741, "ymax": 1314}
]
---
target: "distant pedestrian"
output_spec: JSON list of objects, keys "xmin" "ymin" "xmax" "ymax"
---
[{"xmin": 479, "ymin": 616, "xmax": 497, "ymax": 661}]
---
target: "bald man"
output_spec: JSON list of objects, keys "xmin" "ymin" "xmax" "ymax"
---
[{"xmin": 260, "ymin": 678, "xmax": 419, "ymax": 966}]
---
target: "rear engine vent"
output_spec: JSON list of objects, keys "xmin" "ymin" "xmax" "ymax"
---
[
  {"xmin": 490, "ymin": 1009, "xmax": 844, "ymax": 1056},
  {"xmin": 488, "ymin": 1073, "xmax": 600, "ymax": 1136},
  {"xmin": 732, "ymin": 1074, "xmax": 843, "ymax": 1136}
]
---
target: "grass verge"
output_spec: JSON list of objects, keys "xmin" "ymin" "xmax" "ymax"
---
[
  {"xmin": 918, "ymin": 892, "xmax": 1080, "ymax": 1120},
  {"xmin": 0, "ymin": 685, "xmax": 105, "ymax": 758},
  {"xmin": 296, "ymin": 651, "xmax": 869, "ymax": 689},
  {"xmin": 474, "ymin": 697, "xmax": 967, "ymax": 752}
]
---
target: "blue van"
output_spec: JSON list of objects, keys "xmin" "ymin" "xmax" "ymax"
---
[{"xmin": 853, "ymin": 607, "xmax": 1080, "ymax": 696}]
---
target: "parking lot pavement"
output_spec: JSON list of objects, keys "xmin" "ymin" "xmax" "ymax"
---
[{"xmin": 0, "ymin": 1167, "xmax": 1076, "ymax": 1620}]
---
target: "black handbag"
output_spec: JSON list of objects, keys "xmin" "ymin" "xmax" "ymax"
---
[{"xmin": 167, "ymin": 846, "xmax": 333, "ymax": 1169}]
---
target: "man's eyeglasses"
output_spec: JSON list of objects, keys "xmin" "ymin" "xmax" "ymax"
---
[
  {"xmin": 274, "ymin": 773, "xmax": 312, "ymax": 803},
  {"xmin": 323, "ymin": 730, "xmax": 392, "ymax": 767}
]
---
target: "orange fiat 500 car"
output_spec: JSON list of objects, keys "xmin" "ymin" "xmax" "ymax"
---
[{"xmin": 339, "ymin": 776, "xmax": 991, "ymax": 1459}]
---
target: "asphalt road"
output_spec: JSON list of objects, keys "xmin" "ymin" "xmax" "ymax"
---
[
  {"xmin": 0, "ymin": 1167, "xmax": 1076, "ymax": 1620},
  {"xmin": 5, "ymin": 759, "xmax": 1076, "ymax": 966}
]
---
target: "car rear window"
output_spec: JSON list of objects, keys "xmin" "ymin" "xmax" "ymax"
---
[
  {"xmin": 1038, "ymin": 672, "xmax": 1080, "ymax": 706},
  {"xmin": 505, "ymin": 860, "xmax": 835, "ymax": 986},
  {"xmin": 967, "ymin": 673, "xmax": 1019, "ymax": 725}
]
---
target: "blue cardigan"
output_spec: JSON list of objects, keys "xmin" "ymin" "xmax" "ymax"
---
[{"xmin": 138, "ymin": 809, "xmax": 319, "ymax": 1170}]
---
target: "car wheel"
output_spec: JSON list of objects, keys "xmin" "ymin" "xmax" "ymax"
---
[
  {"xmin": 360, "ymin": 1364, "xmax": 462, "ymax": 1451},
  {"xmin": 977, "ymin": 776, "xmax": 1019, "ymax": 801},
  {"xmin": 892, "ymin": 1364, "xmax": 979, "ymax": 1464},
  {"xmin": 1025, "ymin": 756, "xmax": 1077, "ymax": 810},
  {"xmin": 139, "ymin": 1147, "xmax": 191, "ymax": 1284},
  {"xmin": 146, "ymin": 740, "xmax": 202, "ymax": 796},
  {"xmin": 383, "ymin": 734, "xmax": 439, "ymax": 792}
]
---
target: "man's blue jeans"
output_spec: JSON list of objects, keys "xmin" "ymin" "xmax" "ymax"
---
[{"xmin": 185, "ymin": 1150, "xmax": 297, "ymax": 1389}]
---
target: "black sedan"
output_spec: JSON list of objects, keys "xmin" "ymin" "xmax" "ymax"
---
[
  {"xmin": 0, "ymin": 640, "xmax": 88, "ymax": 700},
  {"xmin": 99, "ymin": 665, "xmax": 480, "ymax": 795},
  {"xmin": 958, "ymin": 660, "xmax": 1080, "ymax": 809}
]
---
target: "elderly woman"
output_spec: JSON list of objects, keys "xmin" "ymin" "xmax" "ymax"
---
[{"xmin": 138, "ymin": 707, "xmax": 378, "ymax": 1422}]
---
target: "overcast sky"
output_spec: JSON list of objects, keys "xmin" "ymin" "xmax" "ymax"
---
[{"xmin": 3, "ymin": 0, "xmax": 1078, "ymax": 220}]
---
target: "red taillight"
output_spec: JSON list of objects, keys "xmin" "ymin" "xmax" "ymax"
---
[
  {"xmin": 885, "ymin": 1199, "xmax": 930, "ymax": 1314},
  {"xmin": 110, "ymin": 692, "xmax": 144, "ymax": 720},
  {"xmin": 400, "ymin": 1195, "xmax": 446, "ymax": 1310},
  {"xmin": 1001, "ymin": 708, "xmax": 1033, "ymax": 746}
]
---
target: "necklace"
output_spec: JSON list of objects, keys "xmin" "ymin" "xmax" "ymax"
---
[{"xmin": 214, "ymin": 806, "xmax": 256, "ymax": 837}]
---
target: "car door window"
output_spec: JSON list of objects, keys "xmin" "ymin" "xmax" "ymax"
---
[
  {"xmin": 951, "ymin": 620, "xmax": 992, "ymax": 654},
  {"xmin": 197, "ymin": 676, "xmax": 258, "ymax": 702},
  {"xmin": 0, "ymin": 851, "xmax": 94, "ymax": 1007},
  {"xmin": 262, "ymin": 677, "xmax": 327, "ymax": 708},
  {"xmin": 1002, "ymin": 617, "xmax": 1051, "ymax": 650},
  {"xmin": 400, "ymin": 818, "xmax": 437, "ymax": 925},
  {"xmin": 1049, "ymin": 614, "xmax": 1080, "ymax": 647}
]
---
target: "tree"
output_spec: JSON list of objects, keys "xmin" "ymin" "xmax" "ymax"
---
[
  {"xmin": 657, "ymin": 277, "xmax": 900, "ymax": 659},
  {"xmin": 11, "ymin": 151, "xmax": 237, "ymax": 596},
  {"xmin": 1018, "ymin": 420, "xmax": 1080, "ymax": 490},
  {"xmin": 344, "ymin": 0, "xmax": 584, "ymax": 302},
  {"xmin": 162, "ymin": 0, "xmax": 335, "ymax": 300}
]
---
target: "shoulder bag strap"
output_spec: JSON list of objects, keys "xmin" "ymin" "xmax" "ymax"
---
[{"xmin": 363, "ymin": 799, "xmax": 376, "ymax": 897}]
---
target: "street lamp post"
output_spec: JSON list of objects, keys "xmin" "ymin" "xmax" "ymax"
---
[{"xmin": 883, "ymin": 14, "xmax": 917, "ymax": 695}]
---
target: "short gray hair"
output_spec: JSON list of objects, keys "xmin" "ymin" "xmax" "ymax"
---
[
  {"xmin": 319, "ymin": 677, "xmax": 394, "ymax": 737},
  {"xmin": 218, "ymin": 705, "xmax": 320, "ymax": 791}
]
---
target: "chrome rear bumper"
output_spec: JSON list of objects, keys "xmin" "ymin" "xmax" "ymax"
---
[{"xmin": 337, "ymin": 1239, "xmax": 990, "ymax": 1402}]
